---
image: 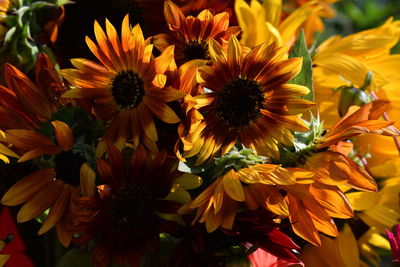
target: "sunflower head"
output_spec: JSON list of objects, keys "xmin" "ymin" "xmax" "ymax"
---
[
  {"xmin": 71, "ymin": 146, "xmax": 184, "ymax": 266},
  {"xmin": 153, "ymin": 0, "xmax": 240, "ymax": 65},
  {"xmin": 180, "ymin": 36, "xmax": 314, "ymax": 164},
  {"xmin": 61, "ymin": 15, "xmax": 183, "ymax": 153}
]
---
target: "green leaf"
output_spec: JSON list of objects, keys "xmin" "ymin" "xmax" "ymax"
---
[
  {"xmin": 4, "ymin": 27, "xmax": 17, "ymax": 43},
  {"xmin": 288, "ymin": 30, "xmax": 314, "ymax": 102},
  {"xmin": 54, "ymin": 0, "xmax": 74, "ymax": 6},
  {"xmin": 56, "ymin": 249, "xmax": 93, "ymax": 267}
]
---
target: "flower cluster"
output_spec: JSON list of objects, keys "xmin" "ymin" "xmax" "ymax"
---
[{"xmin": 0, "ymin": 0, "xmax": 399, "ymax": 266}]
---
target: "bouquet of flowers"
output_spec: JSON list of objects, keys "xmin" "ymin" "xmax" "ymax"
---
[{"xmin": 0, "ymin": 0, "xmax": 399, "ymax": 266}]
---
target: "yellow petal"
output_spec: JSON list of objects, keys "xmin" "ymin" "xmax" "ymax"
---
[
  {"xmin": 222, "ymin": 170, "xmax": 245, "ymax": 202},
  {"xmin": 80, "ymin": 163, "xmax": 96, "ymax": 197},
  {"xmin": 345, "ymin": 191, "xmax": 379, "ymax": 211},
  {"xmin": 262, "ymin": 0, "xmax": 281, "ymax": 27},
  {"xmin": 338, "ymin": 224, "xmax": 360, "ymax": 267}
]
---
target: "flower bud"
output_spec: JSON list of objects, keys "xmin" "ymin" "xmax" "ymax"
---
[
  {"xmin": 338, "ymin": 86, "xmax": 372, "ymax": 117},
  {"xmin": 337, "ymin": 71, "xmax": 373, "ymax": 117}
]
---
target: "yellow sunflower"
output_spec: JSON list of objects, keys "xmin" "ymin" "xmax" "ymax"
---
[
  {"xmin": 234, "ymin": 0, "xmax": 321, "ymax": 48},
  {"xmin": 313, "ymin": 18, "xmax": 400, "ymax": 129},
  {"xmin": 61, "ymin": 15, "xmax": 184, "ymax": 153},
  {"xmin": 284, "ymin": 0, "xmax": 339, "ymax": 44},
  {"xmin": 180, "ymin": 36, "xmax": 314, "ymax": 164},
  {"xmin": 153, "ymin": 0, "xmax": 240, "ymax": 65},
  {"xmin": 346, "ymin": 175, "xmax": 400, "ymax": 236}
]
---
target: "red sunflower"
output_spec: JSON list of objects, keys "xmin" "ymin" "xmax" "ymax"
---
[{"xmin": 71, "ymin": 146, "xmax": 183, "ymax": 267}]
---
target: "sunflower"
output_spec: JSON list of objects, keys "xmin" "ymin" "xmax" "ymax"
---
[
  {"xmin": 313, "ymin": 18, "xmax": 400, "ymax": 128},
  {"xmin": 153, "ymin": 0, "xmax": 240, "ymax": 65},
  {"xmin": 1, "ymin": 121, "xmax": 94, "ymax": 247},
  {"xmin": 292, "ymin": 100, "xmax": 400, "ymax": 245},
  {"xmin": 0, "ymin": 54, "xmax": 65, "ymax": 131},
  {"xmin": 180, "ymin": 163, "xmax": 314, "ymax": 233},
  {"xmin": 61, "ymin": 15, "xmax": 183, "ymax": 153},
  {"xmin": 234, "ymin": 0, "xmax": 321, "ymax": 48},
  {"xmin": 0, "ymin": 55, "xmax": 80, "ymax": 246},
  {"xmin": 314, "ymin": 22, "xmax": 400, "ymax": 171},
  {"xmin": 71, "ymin": 146, "xmax": 193, "ymax": 267},
  {"xmin": 0, "ymin": 54, "xmax": 65, "ymax": 162},
  {"xmin": 180, "ymin": 36, "xmax": 314, "ymax": 164}
]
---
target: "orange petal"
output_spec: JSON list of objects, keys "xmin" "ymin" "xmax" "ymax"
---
[
  {"xmin": 1, "ymin": 169, "xmax": 55, "ymax": 206},
  {"xmin": 18, "ymin": 145, "xmax": 61, "ymax": 162},
  {"xmin": 310, "ymin": 183, "xmax": 354, "ymax": 219},
  {"xmin": 164, "ymin": 0, "xmax": 185, "ymax": 31},
  {"xmin": 38, "ymin": 184, "xmax": 71, "ymax": 235},
  {"xmin": 288, "ymin": 195, "xmax": 321, "ymax": 246},
  {"xmin": 17, "ymin": 179, "xmax": 64, "ymax": 223},
  {"xmin": 52, "ymin": 120, "xmax": 74, "ymax": 151},
  {"xmin": 144, "ymin": 96, "xmax": 180, "ymax": 123}
]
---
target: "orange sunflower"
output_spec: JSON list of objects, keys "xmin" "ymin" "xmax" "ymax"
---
[
  {"xmin": 61, "ymin": 15, "xmax": 183, "ymax": 153},
  {"xmin": 153, "ymin": 0, "xmax": 240, "ymax": 65},
  {"xmin": 180, "ymin": 36, "xmax": 315, "ymax": 164},
  {"xmin": 0, "ymin": 54, "xmax": 66, "ymax": 161},
  {"xmin": 1, "ymin": 121, "xmax": 95, "ymax": 247},
  {"xmin": 0, "ymin": 54, "xmax": 65, "ymax": 131},
  {"xmin": 290, "ymin": 100, "xmax": 400, "ymax": 245},
  {"xmin": 181, "ymin": 164, "xmax": 314, "ymax": 233}
]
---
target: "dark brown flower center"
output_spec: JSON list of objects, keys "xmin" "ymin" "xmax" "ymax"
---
[
  {"xmin": 54, "ymin": 150, "xmax": 86, "ymax": 187},
  {"xmin": 108, "ymin": 185, "xmax": 153, "ymax": 230},
  {"xmin": 183, "ymin": 40, "xmax": 209, "ymax": 61},
  {"xmin": 217, "ymin": 78, "xmax": 264, "ymax": 128},
  {"xmin": 111, "ymin": 70, "xmax": 145, "ymax": 109}
]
